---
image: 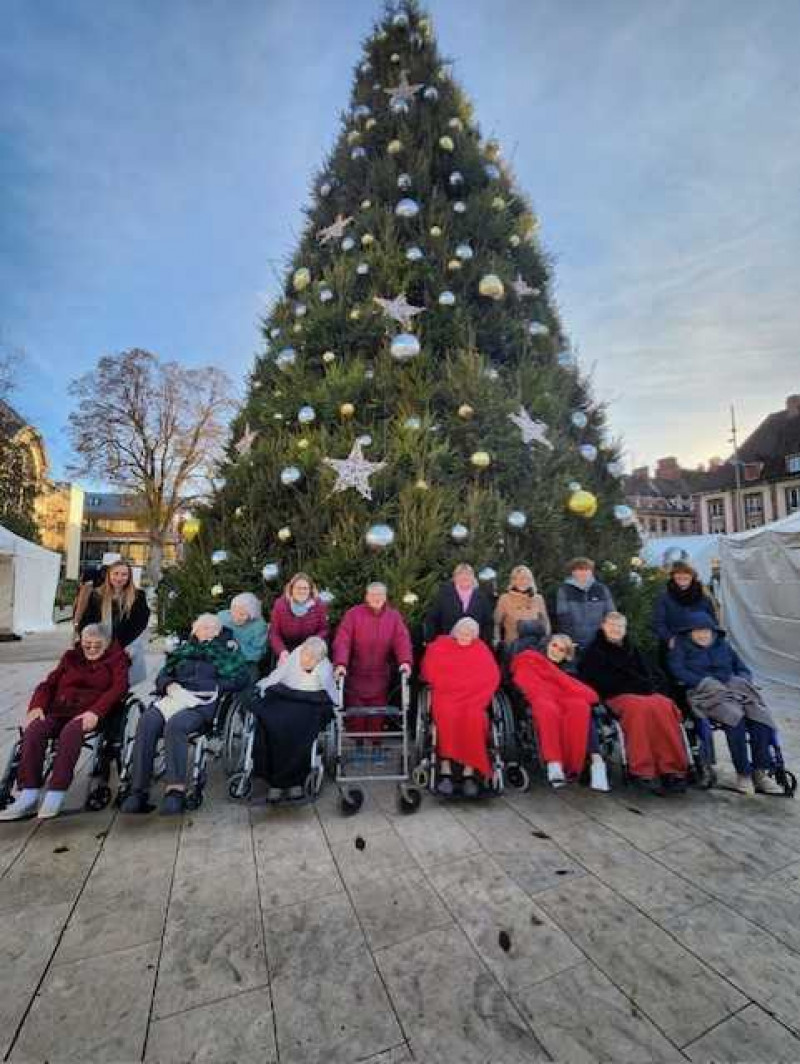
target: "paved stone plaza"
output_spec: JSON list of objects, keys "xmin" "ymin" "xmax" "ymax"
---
[{"xmin": 1, "ymin": 628, "xmax": 800, "ymax": 1063}]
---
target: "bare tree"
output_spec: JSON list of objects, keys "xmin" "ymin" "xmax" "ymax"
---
[{"xmin": 67, "ymin": 349, "xmax": 236, "ymax": 582}]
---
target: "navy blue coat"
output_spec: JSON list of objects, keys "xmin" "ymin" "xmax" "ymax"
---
[
  {"xmin": 555, "ymin": 579, "xmax": 615, "ymax": 651},
  {"xmin": 652, "ymin": 581, "xmax": 717, "ymax": 642},
  {"xmin": 668, "ymin": 631, "xmax": 751, "ymax": 689}
]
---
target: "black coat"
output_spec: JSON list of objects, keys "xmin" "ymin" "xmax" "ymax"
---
[
  {"xmin": 79, "ymin": 589, "xmax": 150, "ymax": 649},
  {"xmin": 251, "ymin": 683, "xmax": 334, "ymax": 788},
  {"xmin": 424, "ymin": 582, "xmax": 494, "ymax": 645},
  {"xmin": 579, "ymin": 630, "xmax": 662, "ymax": 701}
]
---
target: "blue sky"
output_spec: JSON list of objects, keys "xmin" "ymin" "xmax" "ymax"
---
[{"xmin": 2, "ymin": 0, "xmax": 799, "ymax": 479}]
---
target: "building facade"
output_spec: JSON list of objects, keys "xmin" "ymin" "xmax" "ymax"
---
[
  {"xmin": 624, "ymin": 458, "xmax": 702, "ymax": 538},
  {"xmin": 80, "ymin": 492, "xmax": 180, "ymax": 570},
  {"xmin": 694, "ymin": 395, "xmax": 800, "ymax": 535}
]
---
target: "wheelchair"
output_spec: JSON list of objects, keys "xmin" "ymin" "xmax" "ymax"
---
[
  {"xmin": 680, "ymin": 708, "xmax": 797, "ymax": 796},
  {"xmin": 0, "ymin": 693, "xmax": 144, "ymax": 814},
  {"xmin": 412, "ymin": 684, "xmax": 528, "ymax": 797},
  {"xmin": 115, "ymin": 695, "xmax": 227, "ymax": 811}
]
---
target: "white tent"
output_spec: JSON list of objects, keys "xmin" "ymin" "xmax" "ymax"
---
[
  {"xmin": 641, "ymin": 534, "xmax": 721, "ymax": 583},
  {"xmin": 720, "ymin": 511, "xmax": 800, "ymax": 688},
  {"xmin": 0, "ymin": 523, "xmax": 61, "ymax": 636}
]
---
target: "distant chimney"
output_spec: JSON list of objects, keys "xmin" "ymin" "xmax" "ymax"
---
[
  {"xmin": 655, "ymin": 457, "xmax": 681, "ymax": 480},
  {"xmin": 632, "ymin": 465, "xmax": 649, "ymax": 479},
  {"xmin": 708, "ymin": 457, "xmax": 723, "ymax": 470},
  {"xmin": 786, "ymin": 395, "xmax": 800, "ymax": 417},
  {"xmin": 695, "ymin": 462, "xmax": 706, "ymax": 472}
]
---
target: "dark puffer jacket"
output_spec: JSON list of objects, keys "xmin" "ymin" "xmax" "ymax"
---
[
  {"xmin": 652, "ymin": 580, "xmax": 717, "ymax": 643},
  {"xmin": 555, "ymin": 578, "xmax": 615, "ymax": 650},
  {"xmin": 668, "ymin": 614, "xmax": 751, "ymax": 689},
  {"xmin": 28, "ymin": 644, "xmax": 129, "ymax": 720}
]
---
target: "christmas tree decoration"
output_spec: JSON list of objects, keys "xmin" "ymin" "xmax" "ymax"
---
[
  {"xmin": 579, "ymin": 444, "xmax": 598, "ymax": 462},
  {"xmin": 275, "ymin": 348, "xmax": 297, "ymax": 370},
  {"xmin": 292, "ymin": 266, "xmax": 311, "ymax": 291},
  {"xmin": 298, "ymin": 405, "xmax": 316, "ymax": 424},
  {"xmin": 387, "ymin": 139, "xmax": 403, "ymax": 154},
  {"xmin": 395, "ymin": 197, "xmax": 420, "ymax": 218},
  {"xmin": 568, "ymin": 489, "xmax": 598, "ymax": 518},
  {"xmin": 390, "ymin": 333, "xmax": 421, "ymax": 361},
  {"xmin": 478, "ymin": 566, "xmax": 497, "ymax": 582},
  {"xmin": 277, "ymin": 527, "xmax": 293, "ymax": 542},
  {"xmin": 356, "ymin": 262, "xmax": 370, "ymax": 275},
  {"xmin": 614, "ymin": 504, "xmax": 636, "ymax": 526},
  {"xmin": 403, "ymin": 416, "xmax": 422, "ymax": 431},
  {"xmin": 280, "ymin": 466, "xmax": 303, "ymax": 486},
  {"xmin": 450, "ymin": 523, "xmax": 469, "ymax": 542},
  {"xmin": 361, "ymin": 233, "xmax": 375, "ymax": 247},
  {"xmin": 339, "ymin": 402, "xmax": 356, "ymax": 419},
  {"xmin": 384, "ymin": 70, "xmax": 424, "ymax": 109},
  {"xmin": 374, "ymin": 293, "xmax": 426, "ymax": 328},
  {"xmin": 511, "ymin": 274, "xmax": 538, "ymax": 298},
  {"xmin": 484, "ymin": 163, "xmax": 501, "ymax": 180},
  {"xmin": 405, "ymin": 245, "xmax": 424, "ymax": 262},
  {"xmin": 508, "ymin": 407, "xmax": 554, "ymax": 450},
  {"xmin": 429, "ymin": 225, "xmax": 442, "ymax": 237},
  {"xmin": 423, "ymin": 85, "xmax": 439, "ymax": 101},
  {"xmin": 568, "ymin": 481, "xmax": 582, "ymax": 492},
  {"xmin": 449, "ymin": 171, "xmax": 464, "ymax": 187},
  {"xmin": 457, "ymin": 403, "xmax": 474, "ymax": 419},
  {"xmin": 211, "ymin": 549, "xmax": 228, "ymax": 565},
  {"xmin": 397, "ymin": 173, "xmax": 413, "ymax": 190},
  {"xmin": 630, "ymin": 555, "xmax": 644, "ymax": 568},
  {"xmin": 492, "ymin": 196, "xmax": 506, "ymax": 211},
  {"xmin": 319, "ymin": 181, "xmax": 333, "ymax": 197},
  {"xmin": 360, "ymin": 198, "xmax": 371, "ymax": 209},
  {"xmin": 452, "ymin": 201, "xmax": 466, "ymax": 214},
  {"xmin": 607, "ymin": 460, "xmax": 626, "ymax": 478},
  {"xmin": 439, "ymin": 135, "xmax": 455, "ymax": 152},
  {"xmin": 297, "ymin": 439, "xmax": 310, "ymax": 450},
  {"xmin": 508, "ymin": 234, "xmax": 521, "ymax": 247},
  {"xmin": 507, "ymin": 510, "xmax": 527, "ymax": 529},
  {"xmin": 211, "ymin": 584, "xmax": 224, "ymax": 597},
  {"xmin": 390, "ymin": 52, "xmax": 401, "ymax": 64},
  {"xmin": 483, "ymin": 367, "xmax": 500, "ymax": 381},
  {"xmin": 447, "ymin": 258, "xmax": 462, "ymax": 271},
  {"xmin": 319, "ymin": 286, "xmax": 334, "ymax": 302},
  {"xmin": 448, "ymin": 116, "xmax": 463, "ymax": 132},
  {"xmin": 478, "ymin": 273, "xmax": 505, "ymax": 300},
  {"xmin": 322, "ymin": 350, "xmax": 336, "ymax": 363},
  {"xmin": 234, "ymin": 424, "xmax": 257, "ymax": 457},
  {"xmin": 365, "ymin": 117, "xmax": 377, "ymax": 130},
  {"xmin": 352, "ymin": 104, "xmax": 370, "ymax": 119},
  {"xmin": 323, "ymin": 440, "xmax": 386, "ymax": 500},
  {"xmin": 629, "ymin": 571, "xmax": 643, "ymax": 587},
  {"xmin": 392, "ymin": 11, "xmax": 409, "ymax": 28},
  {"xmin": 365, "ymin": 523, "xmax": 395, "ymax": 550},
  {"xmin": 292, "ymin": 323, "xmax": 303, "ymax": 334},
  {"xmin": 455, "ymin": 242, "xmax": 474, "ymax": 260},
  {"xmin": 438, "ymin": 290, "xmax": 456, "ymax": 306},
  {"xmin": 350, "ymin": 146, "xmax": 366, "ymax": 160},
  {"xmin": 402, "ymin": 590, "xmax": 419, "ymax": 606},
  {"xmin": 316, "ymin": 214, "xmax": 352, "ymax": 244},
  {"xmin": 347, "ymin": 130, "xmax": 361, "ymax": 145},
  {"xmin": 528, "ymin": 321, "xmax": 550, "ymax": 337},
  {"xmin": 341, "ymin": 236, "xmax": 356, "ymax": 251},
  {"xmin": 414, "ymin": 478, "xmax": 430, "ymax": 491},
  {"xmin": 293, "ymin": 302, "xmax": 307, "ymax": 317},
  {"xmin": 571, "ymin": 411, "xmax": 588, "ymax": 429},
  {"xmin": 470, "ymin": 451, "xmax": 492, "ymax": 469},
  {"xmin": 261, "ymin": 562, "xmax": 280, "ymax": 582},
  {"xmin": 319, "ymin": 588, "xmax": 336, "ymax": 605}
]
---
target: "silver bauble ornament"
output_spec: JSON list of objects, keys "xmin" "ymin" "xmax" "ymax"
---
[
  {"xmin": 614, "ymin": 504, "xmax": 636, "ymax": 526},
  {"xmin": 579, "ymin": 444, "xmax": 598, "ymax": 462},
  {"xmin": 211, "ymin": 549, "xmax": 228, "ymax": 565},
  {"xmin": 318, "ymin": 588, "xmax": 336, "ymax": 605},
  {"xmin": 607, "ymin": 460, "xmax": 625, "ymax": 478},
  {"xmin": 269, "ymin": 327, "xmax": 281, "ymax": 339},
  {"xmin": 280, "ymin": 466, "xmax": 303, "ymax": 486},
  {"xmin": 402, "ymin": 590, "xmax": 419, "ymax": 606},
  {"xmin": 483, "ymin": 366, "xmax": 500, "ymax": 381},
  {"xmin": 449, "ymin": 171, "xmax": 464, "ymax": 187},
  {"xmin": 390, "ymin": 98, "xmax": 410, "ymax": 115},
  {"xmin": 629, "ymin": 571, "xmax": 643, "ymax": 587},
  {"xmin": 319, "ymin": 287, "xmax": 333, "ymax": 302},
  {"xmin": 357, "ymin": 434, "xmax": 372, "ymax": 446},
  {"xmin": 438, "ymin": 290, "xmax": 456, "ymax": 306},
  {"xmin": 484, "ymin": 163, "xmax": 501, "ymax": 180},
  {"xmin": 298, "ymin": 405, "xmax": 316, "ymax": 424},
  {"xmin": 405, "ymin": 245, "xmax": 424, "ymax": 262},
  {"xmin": 353, "ymin": 104, "xmax": 370, "ymax": 119},
  {"xmin": 528, "ymin": 321, "xmax": 549, "ymax": 337},
  {"xmin": 568, "ymin": 481, "xmax": 582, "ymax": 492},
  {"xmin": 403, "ymin": 415, "xmax": 422, "ymax": 431},
  {"xmin": 395, "ymin": 197, "xmax": 420, "ymax": 218},
  {"xmin": 507, "ymin": 511, "xmax": 527, "ymax": 530},
  {"xmin": 455, "ymin": 242, "xmax": 474, "ymax": 260},
  {"xmin": 276, "ymin": 347, "xmax": 297, "ymax": 370},
  {"xmin": 293, "ymin": 302, "xmax": 307, "ymax": 317},
  {"xmin": 392, "ymin": 11, "xmax": 408, "ymax": 27},
  {"xmin": 450, "ymin": 523, "xmax": 469, "ymax": 543},
  {"xmin": 211, "ymin": 583, "xmax": 224, "ymax": 597},
  {"xmin": 261, "ymin": 562, "xmax": 280, "ymax": 582},
  {"xmin": 423, "ymin": 85, "xmax": 439, "ymax": 101},
  {"xmin": 452, "ymin": 201, "xmax": 466, "ymax": 214},
  {"xmin": 390, "ymin": 52, "xmax": 401, "ymax": 63},
  {"xmin": 365, "ymin": 524, "xmax": 395, "ymax": 550},
  {"xmin": 478, "ymin": 566, "xmax": 497, "ymax": 583},
  {"xmin": 448, "ymin": 116, "xmax": 463, "ymax": 131},
  {"xmin": 356, "ymin": 262, "xmax": 370, "ymax": 275},
  {"xmin": 322, "ymin": 349, "xmax": 336, "ymax": 363},
  {"xmin": 397, "ymin": 173, "xmax": 413, "ymax": 190},
  {"xmin": 350, "ymin": 146, "xmax": 366, "ymax": 160},
  {"xmin": 341, "ymin": 236, "xmax": 355, "ymax": 251},
  {"xmin": 571, "ymin": 411, "xmax": 588, "ymax": 429},
  {"xmin": 390, "ymin": 333, "xmax": 421, "ymax": 361},
  {"xmin": 359, "ymin": 61, "xmax": 372, "ymax": 75},
  {"xmin": 320, "ymin": 182, "xmax": 332, "ymax": 198}
]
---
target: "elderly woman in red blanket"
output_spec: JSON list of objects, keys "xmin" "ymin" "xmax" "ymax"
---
[{"xmin": 420, "ymin": 617, "xmax": 501, "ymax": 798}]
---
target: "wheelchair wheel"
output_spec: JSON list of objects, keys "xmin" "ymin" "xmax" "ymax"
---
[
  {"xmin": 506, "ymin": 763, "xmax": 530, "ymax": 792},
  {"xmin": 411, "ymin": 764, "xmax": 429, "ymax": 789},
  {"xmin": 339, "ymin": 786, "xmax": 364, "ymax": 816},
  {"xmin": 322, "ymin": 720, "xmax": 337, "ymax": 777},
  {"xmin": 414, "ymin": 687, "xmax": 431, "ymax": 765},
  {"xmin": 305, "ymin": 766, "xmax": 324, "ymax": 800},
  {"xmin": 397, "ymin": 783, "xmax": 422, "ymax": 814},
  {"xmin": 228, "ymin": 772, "xmax": 252, "ymax": 802},
  {"xmin": 85, "ymin": 783, "xmax": 112, "ymax": 811},
  {"xmin": 223, "ymin": 701, "xmax": 248, "ymax": 775},
  {"xmin": 775, "ymin": 768, "xmax": 797, "ymax": 797},
  {"xmin": 493, "ymin": 691, "xmax": 520, "ymax": 764},
  {"xmin": 185, "ymin": 789, "xmax": 204, "ymax": 812}
]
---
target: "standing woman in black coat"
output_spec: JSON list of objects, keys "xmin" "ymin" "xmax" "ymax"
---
[
  {"xmin": 79, "ymin": 560, "xmax": 151, "ymax": 684},
  {"xmin": 424, "ymin": 563, "xmax": 494, "ymax": 645}
]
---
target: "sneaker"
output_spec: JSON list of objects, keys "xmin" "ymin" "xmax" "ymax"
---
[
  {"xmin": 462, "ymin": 777, "xmax": 480, "ymax": 799},
  {"xmin": 159, "ymin": 790, "xmax": 186, "ymax": 817},
  {"xmin": 436, "ymin": 776, "xmax": 454, "ymax": 797},
  {"xmin": 120, "ymin": 791, "xmax": 151, "ymax": 815},
  {"xmin": 753, "ymin": 770, "xmax": 784, "ymax": 796},
  {"xmin": 0, "ymin": 792, "xmax": 39, "ymax": 821},
  {"xmin": 546, "ymin": 762, "xmax": 567, "ymax": 788},
  {"xmin": 590, "ymin": 759, "xmax": 610, "ymax": 793},
  {"xmin": 287, "ymin": 785, "xmax": 304, "ymax": 801},
  {"xmin": 266, "ymin": 787, "xmax": 283, "ymax": 803},
  {"xmin": 734, "ymin": 774, "xmax": 756, "ymax": 796},
  {"xmin": 37, "ymin": 790, "xmax": 66, "ymax": 820}
]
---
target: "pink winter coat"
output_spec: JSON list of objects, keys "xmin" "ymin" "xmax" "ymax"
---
[
  {"xmin": 268, "ymin": 596, "xmax": 329, "ymax": 657},
  {"xmin": 332, "ymin": 604, "xmax": 413, "ymax": 707}
]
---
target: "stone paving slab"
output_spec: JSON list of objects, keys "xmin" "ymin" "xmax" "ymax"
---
[{"xmin": 1, "ymin": 633, "xmax": 799, "ymax": 1062}]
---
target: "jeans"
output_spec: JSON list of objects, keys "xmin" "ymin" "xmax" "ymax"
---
[
  {"xmin": 130, "ymin": 701, "xmax": 217, "ymax": 792},
  {"xmin": 722, "ymin": 717, "xmax": 773, "ymax": 774}
]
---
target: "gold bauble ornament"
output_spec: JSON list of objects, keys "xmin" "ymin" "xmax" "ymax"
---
[
  {"xmin": 182, "ymin": 517, "xmax": 201, "ymax": 542},
  {"xmin": 292, "ymin": 267, "xmax": 311, "ymax": 292},
  {"xmin": 292, "ymin": 323, "xmax": 303, "ymax": 334},
  {"xmin": 458, "ymin": 403, "xmax": 475, "ymax": 419},
  {"xmin": 322, "ymin": 350, "xmax": 336, "ymax": 364},
  {"xmin": 479, "ymin": 273, "xmax": 505, "ymax": 300},
  {"xmin": 347, "ymin": 130, "xmax": 361, "ymax": 145},
  {"xmin": 509, "ymin": 233, "xmax": 521, "ymax": 247},
  {"xmin": 402, "ymin": 591, "xmax": 419, "ymax": 606},
  {"xmin": 448, "ymin": 117, "xmax": 463, "ymax": 132},
  {"xmin": 438, "ymin": 135, "xmax": 455, "ymax": 152},
  {"xmin": 429, "ymin": 225, "xmax": 442, "ymax": 237},
  {"xmin": 297, "ymin": 438, "xmax": 310, "ymax": 450},
  {"xmin": 361, "ymin": 233, "xmax": 375, "ymax": 247},
  {"xmin": 414, "ymin": 478, "xmax": 430, "ymax": 491},
  {"xmin": 470, "ymin": 450, "xmax": 492, "ymax": 469},
  {"xmin": 349, "ymin": 308, "xmax": 361, "ymax": 320},
  {"xmin": 568, "ymin": 489, "xmax": 598, "ymax": 518},
  {"xmin": 211, "ymin": 583, "xmax": 224, "ymax": 597},
  {"xmin": 486, "ymin": 139, "xmax": 501, "ymax": 159},
  {"xmin": 360, "ymin": 199, "xmax": 371, "ymax": 210},
  {"xmin": 277, "ymin": 526, "xmax": 293, "ymax": 542},
  {"xmin": 339, "ymin": 402, "xmax": 356, "ymax": 419},
  {"xmin": 447, "ymin": 258, "xmax": 462, "ymax": 272},
  {"xmin": 387, "ymin": 139, "xmax": 403, "ymax": 155},
  {"xmin": 365, "ymin": 117, "xmax": 377, "ymax": 131},
  {"xmin": 492, "ymin": 196, "xmax": 506, "ymax": 211}
]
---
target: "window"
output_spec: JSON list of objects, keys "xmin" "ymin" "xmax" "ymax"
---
[
  {"xmin": 786, "ymin": 486, "xmax": 800, "ymax": 514},
  {"xmin": 660, "ymin": 518, "xmax": 669, "ymax": 533},
  {"xmin": 787, "ymin": 454, "xmax": 800, "ymax": 475},
  {"xmin": 743, "ymin": 492, "xmax": 765, "ymax": 530},
  {"xmin": 707, "ymin": 498, "xmax": 727, "ymax": 534}
]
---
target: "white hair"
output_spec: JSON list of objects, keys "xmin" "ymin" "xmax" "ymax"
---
[
  {"xmin": 81, "ymin": 623, "xmax": 111, "ymax": 644},
  {"xmin": 192, "ymin": 613, "xmax": 222, "ymax": 637},
  {"xmin": 230, "ymin": 592, "xmax": 262, "ymax": 620},
  {"xmin": 451, "ymin": 617, "xmax": 480, "ymax": 639},
  {"xmin": 300, "ymin": 636, "xmax": 329, "ymax": 664},
  {"xmin": 366, "ymin": 581, "xmax": 387, "ymax": 596}
]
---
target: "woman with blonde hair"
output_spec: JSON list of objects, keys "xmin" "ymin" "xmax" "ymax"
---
[
  {"xmin": 269, "ymin": 572, "xmax": 329, "ymax": 664},
  {"xmin": 424, "ymin": 563, "xmax": 494, "ymax": 645},
  {"xmin": 494, "ymin": 565, "xmax": 551, "ymax": 651},
  {"xmin": 78, "ymin": 560, "xmax": 150, "ymax": 684}
]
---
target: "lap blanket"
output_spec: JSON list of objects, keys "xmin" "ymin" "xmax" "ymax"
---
[
  {"xmin": 251, "ymin": 682, "xmax": 333, "ymax": 788},
  {"xmin": 688, "ymin": 676, "xmax": 775, "ymax": 729}
]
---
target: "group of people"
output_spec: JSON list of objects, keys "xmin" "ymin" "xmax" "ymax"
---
[{"xmin": 0, "ymin": 553, "xmax": 785, "ymax": 821}]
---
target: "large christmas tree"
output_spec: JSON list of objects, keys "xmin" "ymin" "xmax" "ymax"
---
[{"xmin": 164, "ymin": 0, "xmax": 641, "ymax": 637}]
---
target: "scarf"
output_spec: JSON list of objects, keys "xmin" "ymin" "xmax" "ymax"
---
[
  {"xmin": 455, "ymin": 585, "xmax": 473, "ymax": 611},
  {"xmin": 510, "ymin": 587, "xmax": 535, "ymax": 598},
  {"xmin": 566, "ymin": 575, "xmax": 595, "ymax": 592},
  {"xmin": 165, "ymin": 635, "xmax": 247, "ymax": 682},
  {"xmin": 259, "ymin": 646, "xmax": 337, "ymax": 702},
  {"xmin": 667, "ymin": 579, "xmax": 705, "ymax": 607},
  {"xmin": 290, "ymin": 599, "xmax": 313, "ymax": 617}
]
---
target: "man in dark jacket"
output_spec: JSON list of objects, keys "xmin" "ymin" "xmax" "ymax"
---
[
  {"xmin": 0, "ymin": 624, "xmax": 129, "ymax": 820},
  {"xmin": 555, "ymin": 558, "xmax": 615, "ymax": 656},
  {"xmin": 121, "ymin": 613, "xmax": 249, "ymax": 816},
  {"xmin": 424, "ymin": 563, "xmax": 494, "ymax": 645}
]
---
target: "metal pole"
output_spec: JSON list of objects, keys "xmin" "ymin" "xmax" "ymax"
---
[{"xmin": 730, "ymin": 404, "xmax": 743, "ymax": 532}]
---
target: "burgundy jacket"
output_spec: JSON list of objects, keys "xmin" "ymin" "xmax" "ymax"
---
[
  {"xmin": 28, "ymin": 644, "xmax": 129, "ymax": 720},
  {"xmin": 332, "ymin": 604, "xmax": 413, "ymax": 707},
  {"xmin": 268, "ymin": 596, "xmax": 329, "ymax": 657}
]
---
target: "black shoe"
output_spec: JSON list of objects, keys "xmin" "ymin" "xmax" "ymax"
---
[
  {"xmin": 159, "ymin": 790, "xmax": 186, "ymax": 817},
  {"xmin": 661, "ymin": 774, "xmax": 688, "ymax": 794},
  {"xmin": 120, "ymin": 791, "xmax": 151, "ymax": 815}
]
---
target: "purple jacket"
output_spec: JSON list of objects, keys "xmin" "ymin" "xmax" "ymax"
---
[
  {"xmin": 268, "ymin": 596, "xmax": 329, "ymax": 657},
  {"xmin": 332, "ymin": 604, "xmax": 413, "ymax": 707}
]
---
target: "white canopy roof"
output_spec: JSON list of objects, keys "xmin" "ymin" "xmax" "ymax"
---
[{"xmin": 0, "ymin": 523, "xmax": 61, "ymax": 634}]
